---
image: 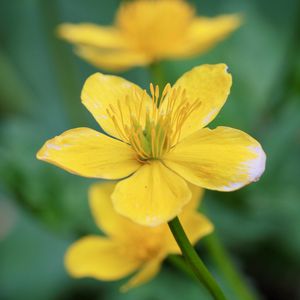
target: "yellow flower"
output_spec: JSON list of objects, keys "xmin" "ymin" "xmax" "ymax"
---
[
  {"xmin": 37, "ymin": 64, "xmax": 266, "ymax": 226},
  {"xmin": 58, "ymin": 0, "xmax": 241, "ymax": 71},
  {"xmin": 65, "ymin": 182, "xmax": 213, "ymax": 291}
]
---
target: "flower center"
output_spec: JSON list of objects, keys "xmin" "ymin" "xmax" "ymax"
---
[
  {"xmin": 123, "ymin": 228, "xmax": 165, "ymax": 262},
  {"xmin": 115, "ymin": 0, "xmax": 194, "ymax": 58},
  {"xmin": 106, "ymin": 83, "xmax": 201, "ymax": 162}
]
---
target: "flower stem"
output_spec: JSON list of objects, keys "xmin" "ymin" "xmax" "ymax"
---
[
  {"xmin": 204, "ymin": 233, "xmax": 259, "ymax": 300},
  {"xmin": 149, "ymin": 62, "xmax": 168, "ymax": 88},
  {"xmin": 167, "ymin": 254, "xmax": 197, "ymax": 280},
  {"xmin": 168, "ymin": 217, "xmax": 227, "ymax": 300}
]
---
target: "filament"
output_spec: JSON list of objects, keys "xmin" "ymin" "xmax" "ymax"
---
[{"xmin": 106, "ymin": 82, "xmax": 201, "ymax": 161}]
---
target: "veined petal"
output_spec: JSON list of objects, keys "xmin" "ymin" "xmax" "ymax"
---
[
  {"xmin": 164, "ymin": 126, "xmax": 266, "ymax": 191},
  {"xmin": 58, "ymin": 23, "xmax": 127, "ymax": 49},
  {"xmin": 37, "ymin": 127, "xmax": 140, "ymax": 179},
  {"xmin": 121, "ymin": 259, "xmax": 162, "ymax": 292},
  {"xmin": 164, "ymin": 64, "xmax": 232, "ymax": 140},
  {"xmin": 112, "ymin": 161, "xmax": 192, "ymax": 226},
  {"xmin": 65, "ymin": 236, "xmax": 141, "ymax": 280},
  {"xmin": 76, "ymin": 45, "xmax": 151, "ymax": 72},
  {"xmin": 89, "ymin": 182, "xmax": 140, "ymax": 238},
  {"xmin": 177, "ymin": 14, "xmax": 241, "ymax": 58},
  {"xmin": 81, "ymin": 73, "xmax": 151, "ymax": 140}
]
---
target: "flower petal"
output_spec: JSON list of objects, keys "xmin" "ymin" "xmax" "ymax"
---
[
  {"xmin": 89, "ymin": 182, "xmax": 139, "ymax": 238},
  {"xmin": 65, "ymin": 236, "xmax": 141, "ymax": 280},
  {"xmin": 121, "ymin": 259, "xmax": 162, "ymax": 292},
  {"xmin": 164, "ymin": 64, "xmax": 232, "ymax": 140},
  {"xmin": 58, "ymin": 23, "xmax": 127, "ymax": 49},
  {"xmin": 183, "ymin": 184, "xmax": 204, "ymax": 213},
  {"xmin": 112, "ymin": 161, "xmax": 192, "ymax": 226},
  {"xmin": 163, "ymin": 126, "xmax": 266, "ymax": 191},
  {"xmin": 81, "ymin": 73, "xmax": 151, "ymax": 140},
  {"xmin": 76, "ymin": 45, "xmax": 151, "ymax": 71},
  {"xmin": 58, "ymin": 23, "xmax": 151, "ymax": 71},
  {"xmin": 37, "ymin": 127, "xmax": 140, "ymax": 179},
  {"xmin": 181, "ymin": 214, "xmax": 214, "ymax": 247},
  {"xmin": 178, "ymin": 15, "xmax": 241, "ymax": 58}
]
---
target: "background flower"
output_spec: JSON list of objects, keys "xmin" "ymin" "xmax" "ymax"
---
[
  {"xmin": 65, "ymin": 182, "xmax": 213, "ymax": 291},
  {"xmin": 58, "ymin": 0, "xmax": 240, "ymax": 71}
]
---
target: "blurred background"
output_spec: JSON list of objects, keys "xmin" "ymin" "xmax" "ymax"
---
[{"xmin": 0, "ymin": 0, "xmax": 300, "ymax": 299}]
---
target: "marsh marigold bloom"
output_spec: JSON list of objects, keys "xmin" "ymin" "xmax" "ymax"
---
[
  {"xmin": 65, "ymin": 182, "xmax": 212, "ymax": 291},
  {"xmin": 37, "ymin": 64, "xmax": 266, "ymax": 226},
  {"xmin": 58, "ymin": 0, "xmax": 241, "ymax": 71}
]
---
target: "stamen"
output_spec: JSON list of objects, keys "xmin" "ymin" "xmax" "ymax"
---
[
  {"xmin": 150, "ymin": 83, "xmax": 155, "ymax": 100},
  {"xmin": 162, "ymin": 83, "xmax": 171, "ymax": 98},
  {"xmin": 106, "ymin": 108, "xmax": 128, "ymax": 142},
  {"xmin": 151, "ymin": 127, "xmax": 156, "ymax": 157},
  {"xmin": 105, "ymin": 82, "xmax": 202, "ymax": 162},
  {"xmin": 131, "ymin": 130, "xmax": 149, "ymax": 160}
]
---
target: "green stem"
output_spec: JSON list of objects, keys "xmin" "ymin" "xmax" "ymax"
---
[
  {"xmin": 149, "ymin": 61, "xmax": 168, "ymax": 88},
  {"xmin": 167, "ymin": 254, "xmax": 197, "ymax": 280},
  {"xmin": 204, "ymin": 233, "xmax": 259, "ymax": 300},
  {"xmin": 168, "ymin": 217, "xmax": 227, "ymax": 300}
]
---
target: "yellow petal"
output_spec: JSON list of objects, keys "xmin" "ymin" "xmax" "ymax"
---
[
  {"xmin": 177, "ymin": 14, "xmax": 241, "ymax": 58},
  {"xmin": 37, "ymin": 127, "xmax": 140, "ymax": 179},
  {"xmin": 58, "ymin": 23, "xmax": 127, "ymax": 49},
  {"xmin": 112, "ymin": 161, "xmax": 191, "ymax": 226},
  {"xmin": 164, "ymin": 64, "xmax": 232, "ymax": 140},
  {"xmin": 81, "ymin": 73, "xmax": 151, "ymax": 140},
  {"xmin": 164, "ymin": 126, "xmax": 266, "ymax": 191},
  {"xmin": 183, "ymin": 183, "xmax": 204, "ymax": 213},
  {"xmin": 182, "ymin": 214, "xmax": 214, "ymax": 246},
  {"xmin": 65, "ymin": 236, "xmax": 141, "ymax": 280},
  {"xmin": 89, "ymin": 182, "xmax": 172, "ymax": 257},
  {"xmin": 75, "ymin": 45, "xmax": 150, "ymax": 71},
  {"xmin": 120, "ymin": 259, "xmax": 162, "ymax": 292},
  {"xmin": 89, "ymin": 182, "xmax": 139, "ymax": 238},
  {"xmin": 58, "ymin": 23, "xmax": 150, "ymax": 71}
]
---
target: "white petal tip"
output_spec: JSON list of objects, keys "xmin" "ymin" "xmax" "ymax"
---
[
  {"xmin": 248, "ymin": 145, "xmax": 266, "ymax": 182},
  {"xmin": 219, "ymin": 145, "xmax": 266, "ymax": 192}
]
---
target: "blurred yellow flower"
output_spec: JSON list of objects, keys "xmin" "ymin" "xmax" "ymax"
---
[
  {"xmin": 58, "ymin": 0, "xmax": 241, "ymax": 71},
  {"xmin": 65, "ymin": 182, "xmax": 213, "ymax": 291},
  {"xmin": 37, "ymin": 64, "xmax": 266, "ymax": 226}
]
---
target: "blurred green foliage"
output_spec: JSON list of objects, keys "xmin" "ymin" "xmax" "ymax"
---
[{"xmin": 0, "ymin": 0, "xmax": 300, "ymax": 299}]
